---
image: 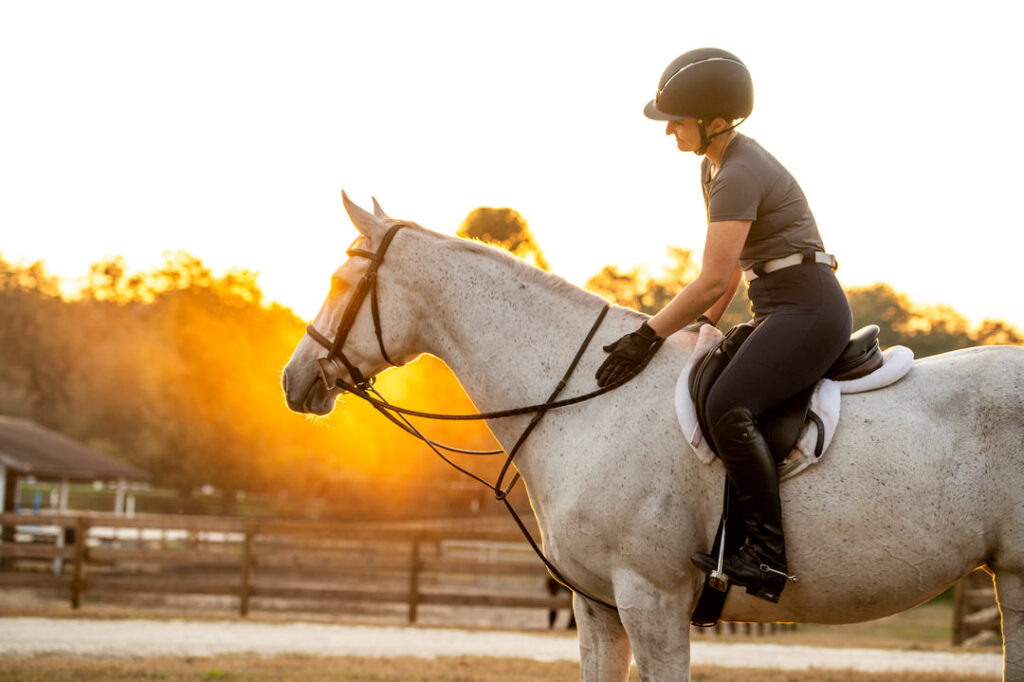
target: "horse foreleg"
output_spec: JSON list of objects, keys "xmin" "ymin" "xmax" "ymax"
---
[
  {"xmin": 614, "ymin": 574, "xmax": 694, "ymax": 681},
  {"xmin": 995, "ymin": 569, "xmax": 1024, "ymax": 680},
  {"xmin": 575, "ymin": 593, "xmax": 632, "ymax": 682}
]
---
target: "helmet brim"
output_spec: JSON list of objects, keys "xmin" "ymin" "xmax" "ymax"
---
[{"xmin": 643, "ymin": 98, "xmax": 689, "ymax": 121}]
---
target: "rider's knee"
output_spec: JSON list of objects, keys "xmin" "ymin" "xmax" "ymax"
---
[{"xmin": 705, "ymin": 386, "xmax": 755, "ymax": 432}]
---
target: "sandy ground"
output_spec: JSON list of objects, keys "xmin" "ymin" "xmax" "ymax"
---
[{"xmin": 0, "ymin": 617, "xmax": 1004, "ymax": 676}]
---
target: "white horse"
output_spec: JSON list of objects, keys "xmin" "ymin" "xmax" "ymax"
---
[{"xmin": 282, "ymin": 194, "xmax": 1024, "ymax": 681}]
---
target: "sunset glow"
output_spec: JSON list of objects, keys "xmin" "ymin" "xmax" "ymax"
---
[{"xmin": 2, "ymin": 2, "xmax": 1022, "ymax": 334}]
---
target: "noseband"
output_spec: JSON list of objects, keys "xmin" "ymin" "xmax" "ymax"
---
[{"xmin": 305, "ymin": 222, "xmax": 407, "ymax": 390}]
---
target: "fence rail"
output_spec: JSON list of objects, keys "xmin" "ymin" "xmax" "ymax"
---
[
  {"xmin": 0, "ymin": 511, "xmax": 567, "ymax": 622},
  {"xmin": 0, "ymin": 511, "xmax": 832, "ymax": 637},
  {"xmin": 952, "ymin": 568, "xmax": 1001, "ymax": 646}
]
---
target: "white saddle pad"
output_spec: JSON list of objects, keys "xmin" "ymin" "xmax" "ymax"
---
[{"xmin": 674, "ymin": 324, "xmax": 914, "ymax": 481}]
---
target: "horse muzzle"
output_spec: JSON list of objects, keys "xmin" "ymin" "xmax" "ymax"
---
[{"xmin": 281, "ymin": 362, "xmax": 338, "ymax": 415}]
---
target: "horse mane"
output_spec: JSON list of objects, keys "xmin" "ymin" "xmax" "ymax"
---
[{"xmin": 437, "ymin": 229, "xmax": 611, "ymax": 310}]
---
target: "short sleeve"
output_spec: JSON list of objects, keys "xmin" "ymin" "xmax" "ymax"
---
[{"xmin": 706, "ymin": 163, "xmax": 761, "ymax": 223}]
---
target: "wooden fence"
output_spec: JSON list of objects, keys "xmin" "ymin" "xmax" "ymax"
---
[
  {"xmin": 0, "ymin": 511, "xmax": 862, "ymax": 637},
  {"xmin": 952, "ymin": 568, "xmax": 1001, "ymax": 646},
  {"xmin": 0, "ymin": 511, "xmax": 569, "ymax": 622}
]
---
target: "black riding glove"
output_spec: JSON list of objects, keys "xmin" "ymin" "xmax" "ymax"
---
[
  {"xmin": 595, "ymin": 321, "xmax": 664, "ymax": 388},
  {"xmin": 683, "ymin": 314, "xmax": 716, "ymax": 333}
]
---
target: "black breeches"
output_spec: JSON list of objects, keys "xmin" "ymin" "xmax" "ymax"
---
[{"xmin": 705, "ymin": 264, "xmax": 853, "ymax": 426}]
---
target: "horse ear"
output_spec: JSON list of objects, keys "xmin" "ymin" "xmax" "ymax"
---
[
  {"xmin": 341, "ymin": 190, "xmax": 385, "ymax": 238},
  {"xmin": 371, "ymin": 196, "xmax": 392, "ymax": 220}
]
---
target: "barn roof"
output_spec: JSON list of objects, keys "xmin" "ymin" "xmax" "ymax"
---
[{"xmin": 0, "ymin": 416, "xmax": 148, "ymax": 481}]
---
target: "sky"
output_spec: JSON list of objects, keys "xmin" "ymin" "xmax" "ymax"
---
[{"xmin": 2, "ymin": 0, "xmax": 1022, "ymax": 331}]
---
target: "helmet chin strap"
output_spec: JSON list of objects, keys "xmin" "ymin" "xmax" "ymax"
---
[
  {"xmin": 695, "ymin": 117, "xmax": 747, "ymax": 156},
  {"xmin": 696, "ymin": 119, "xmax": 713, "ymax": 156}
]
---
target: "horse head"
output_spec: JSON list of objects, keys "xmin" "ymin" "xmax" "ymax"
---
[{"xmin": 281, "ymin": 192, "xmax": 425, "ymax": 415}]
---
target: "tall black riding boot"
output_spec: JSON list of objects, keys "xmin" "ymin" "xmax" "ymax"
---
[{"xmin": 691, "ymin": 407, "xmax": 795, "ymax": 603}]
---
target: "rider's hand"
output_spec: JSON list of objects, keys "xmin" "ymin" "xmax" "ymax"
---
[
  {"xmin": 595, "ymin": 321, "xmax": 664, "ymax": 387},
  {"xmin": 683, "ymin": 314, "xmax": 716, "ymax": 334}
]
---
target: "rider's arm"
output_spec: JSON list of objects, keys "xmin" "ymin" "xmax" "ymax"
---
[
  {"xmin": 647, "ymin": 220, "xmax": 751, "ymax": 337},
  {"xmin": 702, "ymin": 264, "xmax": 743, "ymax": 325}
]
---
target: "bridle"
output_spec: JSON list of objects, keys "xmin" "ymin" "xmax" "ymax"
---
[
  {"xmin": 305, "ymin": 222, "xmax": 407, "ymax": 392},
  {"xmin": 301, "ymin": 220, "xmax": 658, "ymax": 611}
]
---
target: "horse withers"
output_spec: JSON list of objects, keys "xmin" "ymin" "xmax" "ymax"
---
[{"xmin": 281, "ymin": 193, "xmax": 1024, "ymax": 681}]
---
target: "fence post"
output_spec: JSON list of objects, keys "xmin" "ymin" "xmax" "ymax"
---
[
  {"xmin": 407, "ymin": 537, "xmax": 421, "ymax": 624},
  {"xmin": 952, "ymin": 577, "xmax": 966, "ymax": 646},
  {"xmin": 70, "ymin": 516, "xmax": 88, "ymax": 609},
  {"xmin": 239, "ymin": 520, "xmax": 256, "ymax": 617}
]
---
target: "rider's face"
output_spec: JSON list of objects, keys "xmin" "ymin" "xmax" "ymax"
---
[{"xmin": 666, "ymin": 118, "xmax": 702, "ymax": 153}]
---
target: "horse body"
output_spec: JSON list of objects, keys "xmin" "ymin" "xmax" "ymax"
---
[{"xmin": 282, "ymin": 196, "xmax": 1024, "ymax": 680}]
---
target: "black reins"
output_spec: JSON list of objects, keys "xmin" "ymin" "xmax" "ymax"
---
[{"xmin": 304, "ymin": 222, "xmax": 632, "ymax": 610}]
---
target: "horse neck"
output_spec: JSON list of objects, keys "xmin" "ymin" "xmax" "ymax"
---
[
  {"xmin": 411, "ymin": 240, "xmax": 631, "ymax": 444},
  {"xmin": 395, "ymin": 234, "xmax": 711, "ymax": 540}
]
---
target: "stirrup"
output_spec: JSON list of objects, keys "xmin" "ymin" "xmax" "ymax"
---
[
  {"xmin": 708, "ymin": 521, "xmax": 730, "ymax": 591},
  {"xmin": 691, "ymin": 550, "xmax": 729, "ymax": 592}
]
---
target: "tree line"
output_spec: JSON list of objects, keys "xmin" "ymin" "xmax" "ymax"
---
[
  {"xmin": 0, "ymin": 251, "xmax": 502, "ymax": 519},
  {"xmin": 465, "ymin": 207, "xmax": 1021, "ymax": 353},
  {"xmin": 1, "ymin": 208, "xmax": 1018, "ymax": 520}
]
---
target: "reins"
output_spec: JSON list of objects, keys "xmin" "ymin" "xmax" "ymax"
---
[
  {"xmin": 305, "ymin": 222, "xmax": 633, "ymax": 611},
  {"xmin": 332, "ymin": 352, "xmax": 637, "ymax": 421}
]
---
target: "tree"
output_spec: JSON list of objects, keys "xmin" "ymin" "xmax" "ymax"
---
[
  {"xmin": 975, "ymin": 319, "xmax": 1024, "ymax": 346},
  {"xmin": 0, "ymin": 255, "xmax": 68, "ymax": 417},
  {"xmin": 585, "ymin": 246, "xmax": 753, "ymax": 326},
  {"xmin": 845, "ymin": 284, "xmax": 913, "ymax": 347},
  {"xmin": 457, "ymin": 207, "xmax": 550, "ymax": 271},
  {"xmin": 843, "ymin": 283, "xmax": 1021, "ymax": 356},
  {"xmin": 584, "ymin": 256, "xmax": 1023, "ymax": 353},
  {"xmin": 0, "ymin": 250, "xmax": 505, "ymax": 520}
]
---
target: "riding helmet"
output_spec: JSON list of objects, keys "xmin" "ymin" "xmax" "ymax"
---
[{"xmin": 643, "ymin": 48, "xmax": 754, "ymax": 121}]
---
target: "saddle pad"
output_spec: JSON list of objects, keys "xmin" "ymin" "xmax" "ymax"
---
[{"xmin": 674, "ymin": 324, "xmax": 914, "ymax": 481}]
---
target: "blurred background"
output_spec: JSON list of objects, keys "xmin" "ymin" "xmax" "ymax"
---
[{"xmin": 0, "ymin": 4, "xmax": 1018, "ymax": 675}]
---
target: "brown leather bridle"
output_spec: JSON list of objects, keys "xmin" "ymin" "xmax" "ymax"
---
[{"xmin": 305, "ymin": 222, "xmax": 407, "ymax": 390}]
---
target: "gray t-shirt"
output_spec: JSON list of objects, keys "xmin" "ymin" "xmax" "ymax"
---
[{"xmin": 701, "ymin": 134, "xmax": 825, "ymax": 269}]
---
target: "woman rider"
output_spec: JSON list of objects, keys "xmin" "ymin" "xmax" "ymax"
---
[{"xmin": 596, "ymin": 48, "xmax": 853, "ymax": 602}]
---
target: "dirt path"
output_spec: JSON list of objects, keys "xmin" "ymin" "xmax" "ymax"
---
[{"xmin": 0, "ymin": 617, "xmax": 1003, "ymax": 676}]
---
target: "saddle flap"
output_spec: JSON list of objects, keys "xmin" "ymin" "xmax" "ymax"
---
[
  {"xmin": 687, "ymin": 321, "xmax": 818, "ymax": 463},
  {"xmin": 760, "ymin": 384, "xmax": 816, "ymax": 464},
  {"xmin": 688, "ymin": 323, "xmax": 756, "ymax": 455}
]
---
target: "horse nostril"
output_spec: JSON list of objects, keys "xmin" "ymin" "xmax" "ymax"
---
[{"xmin": 281, "ymin": 371, "xmax": 289, "ymax": 393}]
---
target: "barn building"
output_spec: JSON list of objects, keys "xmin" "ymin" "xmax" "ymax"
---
[{"xmin": 0, "ymin": 415, "xmax": 148, "ymax": 519}]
